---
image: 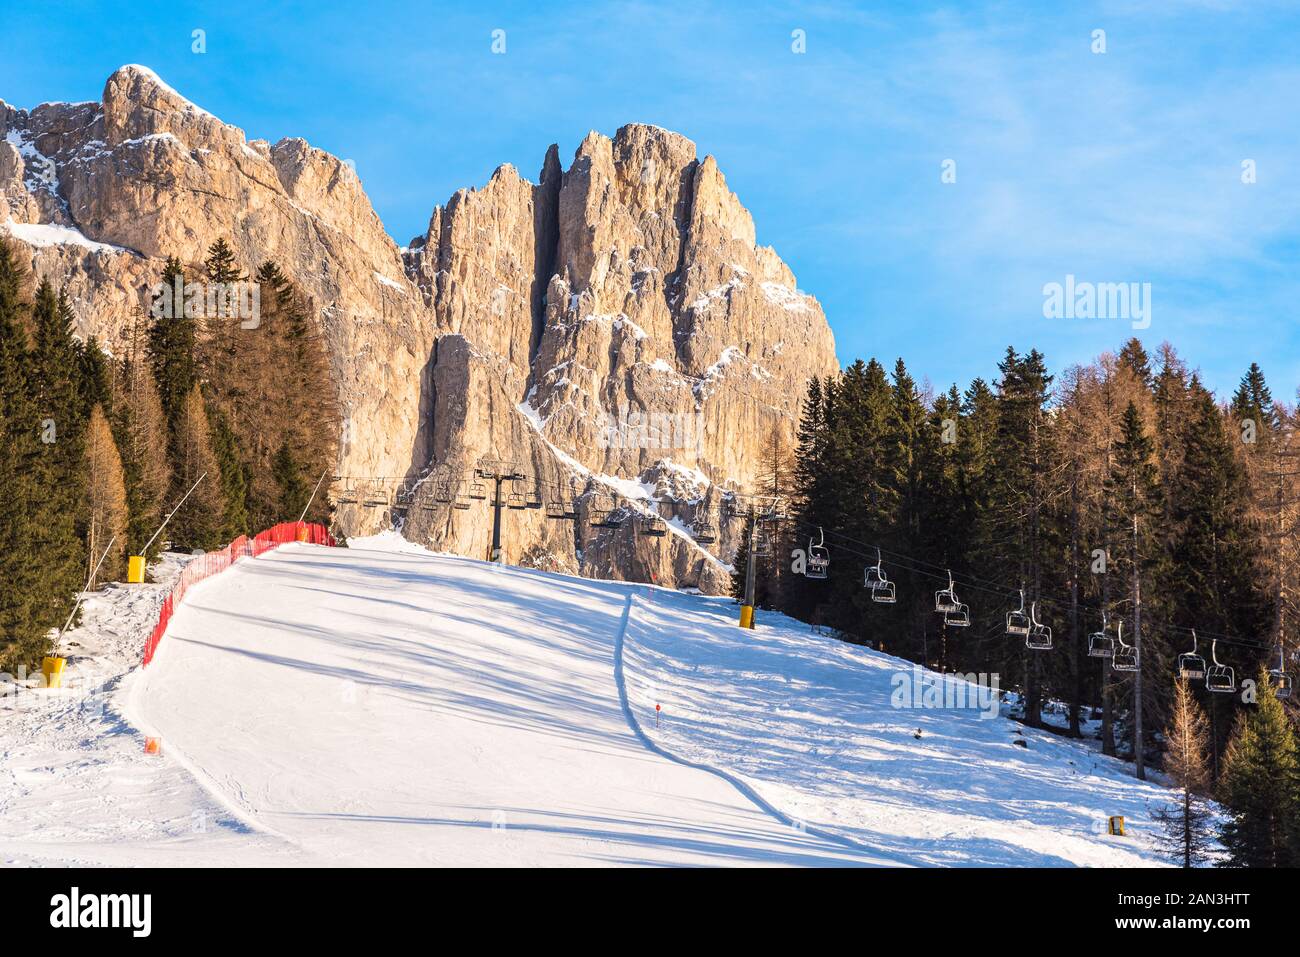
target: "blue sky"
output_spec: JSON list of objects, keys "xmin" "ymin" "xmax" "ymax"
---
[{"xmin": 3, "ymin": 0, "xmax": 1297, "ymax": 399}]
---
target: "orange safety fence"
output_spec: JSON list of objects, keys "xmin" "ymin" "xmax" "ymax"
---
[{"xmin": 141, "ymin": 521, "xmax": 337, "ymax": 666}]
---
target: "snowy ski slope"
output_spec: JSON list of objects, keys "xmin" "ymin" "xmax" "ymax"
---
[{"xmin": 5, "ymin": 535, "xmax": 1173, "ymax": 866}]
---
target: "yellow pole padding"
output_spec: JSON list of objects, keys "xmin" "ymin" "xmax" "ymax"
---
[
  {"xmin": 739, "ymin": 605, "xmax": 755, "ymax": 629},
  {"xmin": 42, "ymin": 656, "xmax": 66, "ymax": 688},
  {"xmin": 127, "ymin": 555, "xmax": 146, "ymax": 583},
  {"xmin": 295, "ymin": 523, "xmax": 310, "ymax": 542},
  {"xmin": 1108, "ymin": 815, "xmax": 1125, "ymax": 836}
]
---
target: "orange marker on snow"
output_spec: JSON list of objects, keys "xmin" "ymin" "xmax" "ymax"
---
[{"xmin": 144, "ymin": 737, "xmax": 162, "ymax": 756}]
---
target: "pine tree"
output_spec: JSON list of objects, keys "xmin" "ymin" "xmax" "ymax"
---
[
  {"xmin": 1154, "ymin": 678, "xmax": 1215, "ymax": 867},
  {"xmin": 1116, "ymin": 338, "xmax": 1153, "ymax": 390},
  {"xmin": 199, "ymin": 260, "xmax": 337, "ymax": 529},
  {"xmin": 1105, "ymin": 402, "xmax": 1163, "ymax": 775},
  {"xmin": 76, "ymin": 335, "xmax": 112, "ymax": 420},
  {"xmin": 1170, "ymin": 384, "xmax": 1269, "ymax": 643},
  {"xmin": 204, "ymin": 237, "xmax": 242, "ymax": 285},
  {"xmin": 83, "ymin": 404, "xmax": 128, "ymax": 585},
  {"xmin": 272, "ymin": 440, "xmax": 308, "ymax": 523},
  {"xmin": 208, "ymin": 406, "xmax": 248, "ymax": 541},
  {"xmin": 0, "ymin": 240, "xmax": 51, "ymax": 670},
  {"xmin": 147, "ymin": 256, "xmax": 197, "ymax": 431},
  {"xmin": 1218, "ymin": 668, "xmax": 1300, "ymax": 867},
  {"xmin": 1230, "ymin": 362, "xmax": 1277, "ymax": 436},
  {"xmin": 982, "ymin": 348, "xmax": 1057, "ymax": 725},
  {"xmin": 26, "ymin": 282, "xmax": 87, "ymax": 653}
]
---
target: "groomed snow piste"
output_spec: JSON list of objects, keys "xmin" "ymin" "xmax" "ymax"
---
[{"xmin": 4, "ymin": 535, "xmax": 1173, "ymax": 866}]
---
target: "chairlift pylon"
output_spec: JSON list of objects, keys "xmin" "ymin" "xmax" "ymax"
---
[{"xmin": 805, "ymin": 527, "xmax": 829, "ymax": 580}]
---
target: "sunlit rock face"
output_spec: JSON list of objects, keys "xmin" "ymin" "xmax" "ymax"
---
[{"xmin": 1, "ymin": 68, "xmax": 837, "ymax": 592}]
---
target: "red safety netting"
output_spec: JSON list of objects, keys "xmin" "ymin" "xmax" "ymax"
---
[{"xmin": 141, "ymin": 522, "xmax": 337, "ymax": 667}]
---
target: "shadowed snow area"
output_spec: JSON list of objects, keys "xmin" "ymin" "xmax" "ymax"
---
[
  {"xmin": 4, "ymin": 534, "xmax": 1172, "ymax": 866},
  {"xmin": 623, "ymin": 592, "xmax": 1170, "ymax": 866},
  {"xmin": 129, "ymin": 539, "xmax": 878, "ymax": 866}
]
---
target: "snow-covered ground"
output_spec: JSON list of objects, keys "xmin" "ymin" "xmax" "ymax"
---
[
  {"xmin": 1, "ymin": 534, "xmax": 1176, "ymax": 866},
  {"xmin": 623, "ymin": 591, "xmax": 1171, "ymax": 866},
  {"xmin": 0, "ymin": 554, "xmax": 294, "ymax": 866}
]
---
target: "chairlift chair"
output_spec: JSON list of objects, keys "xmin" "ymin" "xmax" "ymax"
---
[
  {"xmin": 1005, "ymin": 588, "xmax": 1031, "ymax": 637},
  {"xmin": 591, "ymin": 500, "xmax": 625, "ymax": 528},
  {"xmin": 935, "ymin": 570, "xmax": 960, "ymax": 614},
  {"xmin": 434, "ymin": 481, "xmax": 453, "ymax": 503},
  {"xmin": 1026, "ymin": 602, "xmax": 1052, "ymax": 650},
  {"xmin": 362, "ymin": 484, "xmax": 389, "ymax": 508},
  {"xmin": 525, "ymin": 487, "xmax": 543, "ymax": 509},
  {"xmin": 337, "ymin": 485, "xmax": 358, "ymax": 505},
  {"xmin": 864, "ymin": 548, "xmax": 895, "ymax": 604},
  {"xmin": 806, "ymin": 528, "xmax": 829, "ymax": 580},
  {"xmin": 1177, "ymin": 630, "xmax": 1206, "ymax": 680},
  {"xmin": 1111, "ymin": 622, "xmax": 1138, "ymax": 672},
  {"xmin": 468, "ymin": 481, "xmax": 488, "ymax": 501},
  {"xmin": 754, "ymin": 527, "xmax": 773, "ymax": 557},
  {"xmin": 1087, "ymin": 612, "xmax": 1115, "ymax": 659},
  {"xmin": 452, "ymin": 483, "xmax": 471, "ymax": 510},
  {"xmin": 1205, "ymin": 638, "xmax": 1236, "ymax": 693},
  {"xmin": 639, "ymin": 514, "xmax": 666, "ymax": 537},
  {"xmin": 694, "ymin": 520, "xmax": 717, "ymax": 545},
  {"xmin": 507, "ymin": 485, "xmax": 527, "ymax": 510}
]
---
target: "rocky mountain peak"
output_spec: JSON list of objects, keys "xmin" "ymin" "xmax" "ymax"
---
[{"xmin": 1, "ymin": 65, "xmax": 837, "ymax": 593}]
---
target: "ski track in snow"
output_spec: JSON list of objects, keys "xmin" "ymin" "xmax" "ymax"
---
[
  {"xmin": 2, "ymin": 534, "xmax": 1176, "ymax": 866},
  {"xmin": 619, "ymin": 591, "xmax": 1172, "ymax": 867}
]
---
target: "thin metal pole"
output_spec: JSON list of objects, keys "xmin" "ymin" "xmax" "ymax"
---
[
  {"xmin": 140, "ymin": 472, "xmax": 207, "ymax": 556},
  {"xmin": 742, "ymin": 507, "xmax": 759, "ymax": 625},
  {"xmin": 298, "ymin": 469, "xmax": 330, "ymax": 523},
  {"xmin": 55, "ymin": 535, "xmax": 117, "ymax": 654}
]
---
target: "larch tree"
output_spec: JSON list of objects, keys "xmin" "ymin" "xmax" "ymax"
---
[
  {"xmin": 83, "ymin": 403, "xmax": 128, "ymax": 586},
  {"xmin": 169, "ymin": 385, "xmax": 225, "ymax": 551},
  {"xmin": 113, "ymin": 325, "xmax": 172, "ymax": 560},
  {"xmin": 1154, "ymin": 678, "xmax": 1216, "ymax": 867}
]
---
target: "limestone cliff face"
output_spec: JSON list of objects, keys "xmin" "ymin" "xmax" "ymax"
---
[{"xmin": 1, "ymin": 66, "xmax": 837, "ymax": 593}]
